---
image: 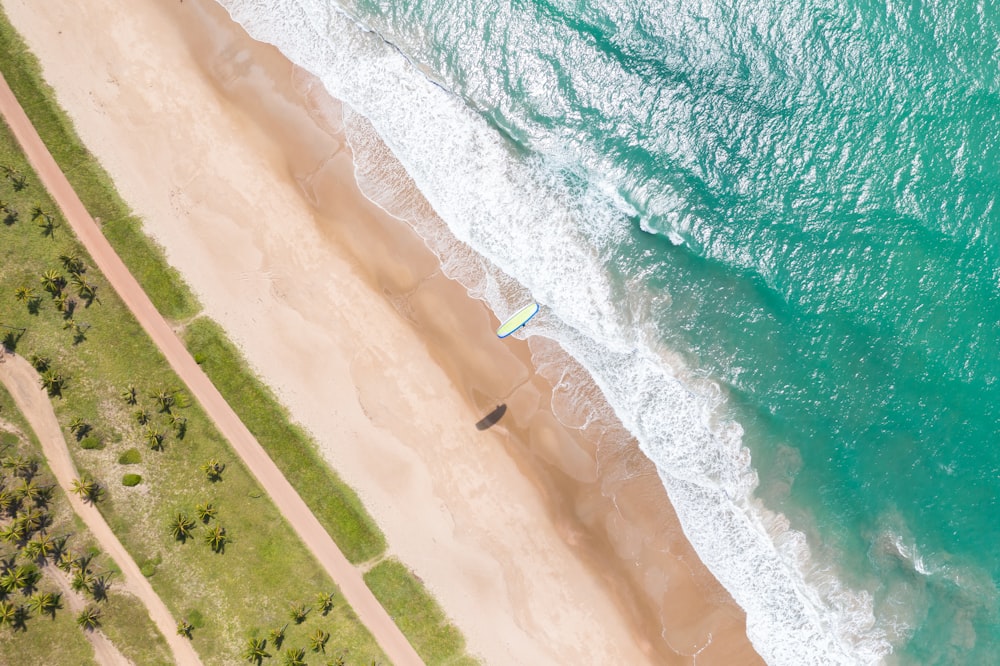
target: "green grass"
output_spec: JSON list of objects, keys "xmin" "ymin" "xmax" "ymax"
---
[
  {"xmin": 0, "ymin": 594, "xmax": 98, "ymax": 666},
  {"xmin": 0, "ymin": 7, "xmax": 197, "ymax": 321},
  {"xmin": 365, "ymin": 559, "xmax": 478, "ymax": 666},
  {"xmin": 0, "ymin": 385, "xmax": 171, "ymax": 666},
  {"xmin": 99, "ymin": 594, "xmax": 173, "ymax": 666},
  {"xmin": 183, "ymin": 317, "xmax": 386, "ymax": 564},
  {"xmin": 0, "ymin": 118, "xmax": 384, "ymax": 664}
]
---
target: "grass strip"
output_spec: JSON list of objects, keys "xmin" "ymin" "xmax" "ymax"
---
[
  {"xmin": 365, "ymin": 559, "xmax": 478, "ymax": 666},
  {"xmin": 183, "ymin": 317, "xmax": 386, "ymax": 563},
  {"xmin": 0, "ymin": 8, "xmax": 197, "ymax": 321}
]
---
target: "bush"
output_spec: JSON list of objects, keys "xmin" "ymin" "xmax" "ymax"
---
[
  {"xmin": 121, "ymin": 473, "xmax": 142, "ymax": 487},
  {"xmin": 117, "ymin": 448, "xmax": 141, "ymax": 465},
  {"xmin": 80, "ymin": 435, "xmax": 103, "ymax": 450}
]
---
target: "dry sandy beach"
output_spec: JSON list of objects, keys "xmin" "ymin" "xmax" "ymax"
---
[{"xmin": 2, "ymin": 0, "xmax": 764, "ymax": 662}]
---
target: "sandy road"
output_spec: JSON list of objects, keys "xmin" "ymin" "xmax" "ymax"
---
[
  {"xmin": 0, "ymin": 352, "xmax": 200, "ymax": 665},
  {"xmin": 0, "ymin": 71, "xmax": 423, "ymax": 665}
]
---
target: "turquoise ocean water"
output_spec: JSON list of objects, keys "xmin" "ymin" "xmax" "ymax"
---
[{"xmin": 221, "ymin": 0, "xmax": 1000, "ymax": 663}]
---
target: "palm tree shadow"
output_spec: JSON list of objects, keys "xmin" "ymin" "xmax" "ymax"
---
[{"xmin": 475, "ymin": 404, "xmax": 507, "ymax": 431}]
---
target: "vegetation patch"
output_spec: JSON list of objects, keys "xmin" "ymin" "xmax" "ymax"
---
[
  {"xmin": 0, "ymin": 385, "xmax": 171, "ymax": 666},
  {"xmin": 117, "ymin": 447, "xmax": 141, "ymax": 465},
  {"xmin": 79, "ymin": 435, "xmax": 102, "ymax": 450},
  {"xmin": 364, "ymin": 559, "xmax": 478, "ymax": 665},
  {"xmin": 0, "ymin": 8, "xmax": 198, "ymax": 321},
  {"xmin": 121, "ymin": 473, "xmax": 142, "ymax": 487},
  {"xmin": 183, "ymin": 317, "xmax": 385, "ymax": 563}
]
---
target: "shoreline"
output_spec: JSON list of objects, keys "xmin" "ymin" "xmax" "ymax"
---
[{"xmin": 2, "ymin": 0, "xmax": 763, "ymax": 662}]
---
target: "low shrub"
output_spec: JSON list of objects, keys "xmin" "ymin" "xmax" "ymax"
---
[
  {"xmin": 117, "ymin": 448, "xmax": 141, "ymax": 465},
  {"xmin": 121, "ymin": 473, "xmax": 142, "ymax": 487},
  {"xmin": 80, "ymin": 435, "xmax": 102, "ymax": 450}
]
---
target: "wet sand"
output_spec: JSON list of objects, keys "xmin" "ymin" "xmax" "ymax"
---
[{"xmin": 1, "ymin": 0, "xmax": 764, "ymax": 662}]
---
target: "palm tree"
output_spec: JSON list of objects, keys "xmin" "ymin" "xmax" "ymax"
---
[
  {"xmin": 24, "ymin": 532, "xmax": 57, "ymax": 563},
  {"xmin": 27, "ymin": 591, "xmax": 61, "ymax": 618},
  {"xmin": 40, "ymin": 269, "xmax": 65, "ymax": 295},
  {"xmin": 72, "ymin": 274, "xmax": 99, "ymax": 305},
  {"xmin": 177, "ymin": 619, "xmax": 194, "ymax": 638},
  {"xmin": 14, "ymin": 478, "xmax": 41, "ymax": 504},
  {"xmin": 133, "ymin": 408, "xmax": 150, "ymax": 425},
  {"xmin": 268, "ymin": 624, "xmax": 287, "ymax": 649},
  {"xmin": 0, "ymin": 600, "xmax": 15, "ymax": 628},
  {"xmin": 289, "ymin": 602, "xmax": 309, "ymax": 624},
  {"xmin": 3, "ymin": 455, "xmax": 37, "ymax": 479},
  {"xmin": 3, "ymin": 166, "xmax": 27, "ymax": 191},
  {"xmin": 168, "ymin": 413, "xmax": 187, "ymax": 439},
  {"xmin": 242, "ymin": 637, "xmax": 270, "ymax": 664},
  {"xmin": 55, "ymin": 294, "xmax": 75, "ymax": 316},
  {"xmin": 79, "ymin": 282, "xmax": 99, "ymax": 306},
  {"xmin": 145, "ymin": 428, "xmax": 165, "ymax": 451},
  {"xmin": 71, "ymin": 570, "xmax": 94, "ymax": 594},
  {"xmin": 195, "ymin": 502, "xmax": 217, "ymax": 523},
  {"xmin": 29, "ymin": 484, "xmax": 53, "ymax": 509},
  {"xmin": 169, "ymin": 513, "xmax": 197, "ymax": 543},
  {"xmin": 14, "ymin": 285, "xmax": 35, "ymax": 303},
  {"xmin": 31, "ymin": 204, "xmax": 51, "ymax": 221},
  {"xmin": 15, "ymin": 507, "xmax": 49, "ymax": 536},
  {"xmin": 71, "ymin": 552, "xmax": 94, "ymax": 575},
  {"xmin": 0, "ymin": 202, "xmax": 15, "ymax": 226},
  {"xmin": 0, "ymin": 523, "xmax": 25, "ymax": 546},
  {"xmin": 29, "ymin": 355, "xmax": 50, "ymax": 372},
  {"xmin": 151, "ymin": 389, "xmax": 175, "ymax": 413},
  {"xmin": 0, "ymin": 567, "xmax": 22, "ymax": 594},
  {"xmin": 0, "ymin": 564, "xmax": 39, "ymax": 594},
  {"xmin": 68, "ymin": 417, "xmax": 89, "ymax": 440},
  {"xmin": 282, "ymin": 647, "xmax": 306, "ymax": 666},
  {"xmin": 204, "ymin": 525, "xmax": 227, "ymax": 553},
  {"xmin": 0, "ymin": 488, "xmax": 19, "ymax": 517},
  {"xmin": 76, "ymin": 605, "xmax": 101, "ymax": 631},
  {"xmin": 40, "ymin": 272, "xmax": 64, "ymax": 297},
  {"xmin": 316, "ymin": 592, "xmax": 335, "ymax": 615},
  {"xmin": 309, "ymin": 628, "xmax": 330, "ymax": 653},
  {"xmin": 59, "ymin": 252, "xmax": 85, "ymax": 275},
  {"xmin": 201, "ymin": 459, "xmax": 225, "ymax": 482},
  {"xmin": 40, "ymin": 369, "xmax": 65, "ymax": 397},
  {"xmin": 120, "ymin": 384, "xmax": 138, "ymax": 405},
  {"xmin": 31, "ymin": 205, "xmax": 58, "ymax": 237},
  {"xmin": 70, "ymin": 477, "xmax": 102, "ymax": 504}
]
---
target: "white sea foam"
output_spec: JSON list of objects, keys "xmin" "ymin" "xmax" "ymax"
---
[{"xmin": 217, "ymin": 0, "xmax": 893, "ymax": 662}]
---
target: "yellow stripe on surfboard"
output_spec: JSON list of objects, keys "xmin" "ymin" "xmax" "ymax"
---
[{"xmin": 496, "ymin": 302, "xmax": 539, "ymax": 338}]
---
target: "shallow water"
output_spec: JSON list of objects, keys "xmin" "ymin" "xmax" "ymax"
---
[{"xmin": 221, "ymin": 0, "xmax": 1000, "ymax": 662}]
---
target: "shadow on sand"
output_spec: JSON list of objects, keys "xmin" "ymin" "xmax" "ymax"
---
[{"xmin": 475, "ymin": 404, "xmax": 507, "ymax": 431}]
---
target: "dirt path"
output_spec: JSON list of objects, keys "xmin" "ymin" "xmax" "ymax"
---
[
  {"xmin": 0, "ymin": 72, "xmax": 423, "ymax": 665},
  {"xmin": 49, "ymin": 569, "xmax": 134, "ymax": 666},
  {"xmin": 0, "ymin": 353, "xmax": 200, "ymax": 664}
]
